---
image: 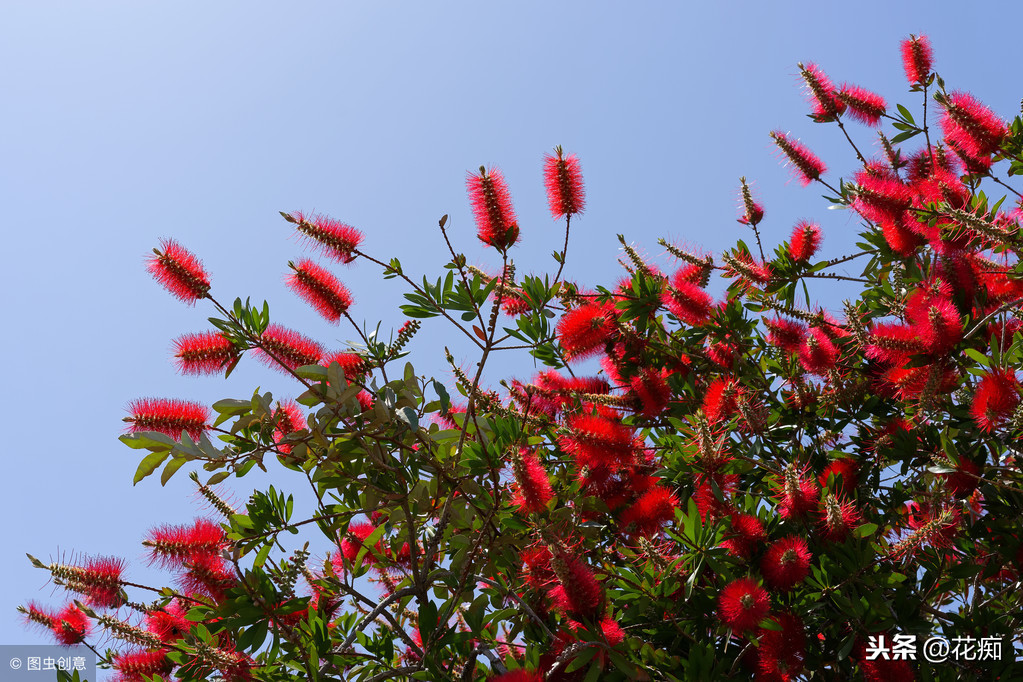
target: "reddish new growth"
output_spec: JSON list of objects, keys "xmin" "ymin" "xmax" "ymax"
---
[
  {"xmin": 509, "ymin": 447, "xmax": 554, "ymax": 515},
  {"xmin": 971, "ymin": 368, "xmax": 1019, "ymax": 432},
  {"xmin": 173, "ymin": 331, "xmax": 238, "ymax": 375},
  {"xmin": 788, "ymin": 220, "xmax": 822, "ymax": 262},
  {"xmin": 761, "ymin": 536, "xmax": 812, "ymax": 590},
  {"xmin": 147, "ymin": 239, "xmax": 211, "ymax": 304},
  {"xmin": 836, "ymin": 84, "xmax": 887, "ymax": 126},
  {"xmin": 799, "ymin": 62, "xmax": 845, "ymax": 122},
  {"xmin": 255, "ymin": 323, "xmax": 323, "ymax": 372},
  {"xmin": 467, "ymin": 166, "xmax": 519, "ymax": 250},
  {"xmin": 619, "ymin": 485, "xmax": 678, "ymax": 537},
  {"xmin": 770, "ymin": 131, "xmax": 827, "ymax": 186},
  {"xmin": 941, "ymin": 91, "xmax": 1009, "ymax": 159},
  {"xmin": 543, "ymin": 146, "xmax": 585, "ymax": 218},
  {"xmin": 127, "ymin": 398, "xmax": 209, "ymax": 441},
  {"xmin": 717, "ymin": 577, "xmax": 770, "ymax": 631},
  {"xmin": 288, "ymin": 211, "xmax": 363, "ymax": 264},
  {"xmin": 901, "ymin": 34, "xmax": 933, "ymax": 85},
  {"xmin": 662, "ymin": 268, "xmax": 712, "ymax": 325},
  {"xmin": 145, "ymin": 518, "xmax": 226, "ymax": 568},
  {"xmin": 286, "ymin": 259, "xmax": 354, "ymax": 322},
  {"xmin": 556, "ymin": 301, "xmax": 618, "ymax": 359}
]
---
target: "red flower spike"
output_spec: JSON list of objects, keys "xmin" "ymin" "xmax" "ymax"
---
[
  {"xmin": 819, "ymin": 494, "xmax": 861, "ymax": 542},
  {"xmin": 559, "ymin": 411, "xmax": 637, "ymax": 471},
  {"xmin": 836, "ymin": 84, "xmax": 887, "ymax": 126},
  {"xmin": 467, "ymin": 166, "xmax": 519, "ymax": 250},
  {"xmin": 255, "ymin": 323, "xmax": 323, "ymax": 372},
  {"xmin": 721, "ymin": 513, "xmax": 766, "ymax": 560},
  {"xmin": 52, "ymin": 604, "xmax": 90, "ymax": 646},
  {"xmin": 321, "ymin": 351, "xmax": 368, "ymax": 382},
  {"xmin": 127, "ymin": 398, "xmax": 210, "ymax": 441},
  {"xmin": 717, "ymin": 577, "xmax": 770, "ymax": 631},
  {"xmin": 113, "ymin": 649, "xmax": 175, "ymax": 681},
  {"xmin": 771, "ymin": 131, "xmax": 826, "ymax": 186},
  {"xmin": 619, "ymin": 485, "xmax": 678, "ymax": 537},
  {"xmin": 941, "ymin": 459, "xmax": 982, "ymax": 499},
  {"xmin": 818, "ymin": 458, "xmax": 858, "ymax": 494},
  {"xmin": 146, "ymin": 600, "xmax": 191, "ymax": 643},
  {"xmin": 629, "ymin": 367, "xmax": 672, "ymax": 417},
  {"xmin": 548, "ymin": 555, "xmax": 603, "ymax": 619},
  {"xmin": 757, "ymin": 612, "xmax": 806, "ymax": 680},
  {"xmin": 761, "ymin": 536, "xmax": 812, "ymax": 590},
  {"xmin": 147, "ymin": 239, "xmax": 211, "ymax": 304},
  {"xmin": 173, "ymin": 331, "xmax": 238, "ymax": 375},
  {"xmin": 776, "ymin": 465, "xmax": 820, "ymax": 520},
  {"xmin": 488, "ymin": 671, "xmax": 544, "ymax": 682},
  {"xmin": 738, "ymin": 178, "xmax": 764, "ymax": 226},
  {"xmin": 940, "ymin": 91, "xmax": 1007, "ymax": 159},
  {"xmin": 337, "ymin": 521, "xmax": 381, "ymax": 564},
  {"xmin": 788, "ymin": 220, "xmax": 822, "ymax": 262},
  {"xmin": 286, "ymin": 259, "xmax": 354, "ymax": 322},
  {"xmin": 180, "ymin": 553, "xmax": 237, "ymax": 603},
  {"xmin": 799, "ymin": 62, "xmax": 845, "ymax": 122},
  {"xmin": 145, "ymin": 519, "xmax": 227, "ymax": 567},
  {"xmin": 662, "ymin": 269, "xmax": 713, "ymax": 325},
  {"xmin": 509, "ymin": 448, "xmax": 554, "ymax": 515},
  {"xmin": 901, "ymin": 34, "xmax": 933, "ymax": 85},
  {"xmin": 273, "ymin": 400, "xmax": 305, "ymax": 456},
  {"xmin": 289, "ymin": 211, "xmax": 363, "ymax": 264},
  {"xmin": 798, "ymin": 327, "xmax": 838, "ymax": 376},
  {"xmin": 556, "ymin": 302, "xmax": 618, "ymax": 359},
  {"xmin": 543, "ymin": 146, "xmax": 586, "ymax": 218},
  {"xmin": 765, "ymin": 316, "xmax": 807, "ymax": 354},
  {"xmin": 703, "ymin": 377, "xmax": 740, "ymax": 425},
  {"xmin": 971, "ymin": 368, "xmax": 1020, "ymax": 432}
]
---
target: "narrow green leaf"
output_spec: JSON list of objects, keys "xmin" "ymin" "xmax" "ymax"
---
[{"xmin": 134, "ymin": 450, "xmax": 171, "ymax": 484}]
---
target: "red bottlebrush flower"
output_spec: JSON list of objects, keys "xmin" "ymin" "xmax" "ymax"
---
[
  {"xmin": 761, "ymin": 536, "xmax": 812, "ymax": 590},
  {"xmin": 799, "ymin": 62, "xmax": 845, "ymax": 122},
  {"xmin": 865, "ymin": 323, "xmax": 925, "ymax": 366},
  {"xmin": 852, "ymin": 165, "xmax": 912, "ymax": 225},
  {"xmin": 775, "ymin": 465, "xmax": 820, "ymax": 520},
  {"xmin": 765, "ymin": 316, "xmax": 807, "ymax": 354},
  {"xmin": 548, "ymin": 555, "xmax": 603, "ymax": 619},
  {"xmin": 693, "ymin": 472, "xmax": 738, "ymax": 521},
  {"xmin": 147, "ymin": 239, "xmax": 211, "ymax": 304},
  {"xmin": 286, "ymin": 259, "xmax": 354, "ymax": 322},
  {"xmin": 273, "ymin": 400, "xmax": 305, "ymax": 455},
  {"xmin": 559, "ymin": 411, "xmax": 637, "ymax": 470},
  {"xmin": 61, "ymin": 556, "xmax": 125, "ymax": 608},
  {"xmin": 556, "ymin": 301, "xmax": 618, "ymax": 359},
  {"xmin": 127, "ymin": 398, "xmax": 209, "ymax": 441},
  {"xmin": 757, "ymin": 612, "xmax": 806, "ymax": 680},
  {"xmin": 890, "ymin": 502, "xmax": 961, "ymax": 560},
  {"xmin": 509, "ymin": 448, "xmax": 554, "ymax": 515},
  {"xmin": 971, "ymin": 368, "xmax": 1020, "ymax": 432},
  {"xmin": 721, "ymin": 513, "xmax": 766, "ymax": 560},
  {"xmin": 146, "ymin": 600, "xmax": 191, "ymax": 643},
  {"xmin": 52, "ymin": 604, "xmax": 90, "ymax": 646},
  {"xmin": 771, "ymin": 131, "xmax": 827, "ymax": 186},
  {"xmin": 113, "ymin": 649, "xmax": 175, "ymax": 681},
  {"xmin": 600, "ymin": 616, "xmax": 626, "ymax": 646},
  {"xmin": 819, "ymin": 494, "xmax": 861, "ymax": 542},
  {"xmin": 181, "ymin": 553, "xmax": 237, "ymax": 603},
  {"xmin": 321, "ymin": 351, "xmax": 368, "ymax": 382},
  {"xmin": 288, "ymin": 210, "xmax": 363, "ymax": 264},
  {"xmin": 798, "ymin": 327, "xmax": 838, "ymax": 376},
  {"xmin": 818, "ymin": 458, "xmax": 858, "ymax": 494},
  {"xmin": 173, "ymin": 331, "xmax": 238, "ymax": 375},
  {"xmin": 467, "ymin": 166, "xmax": 519, "ymax": 250},
  {"xmin": 629, "ymin": 367, "xmax": 671, "ymax": 417},
  {"xmin": 543, "ymin": 146, "xmax": 586, "ymax": 218},
  {"xmin": 836, "ymin": 84, "xmax": 887, "ymax": 126},
  {"xmin": 905, "ymin": 287, "xmax": 962, "ymax": 355},
  {"xmin": 619, "ymin": 485, "xmax": 678, "ymax": 537},
  {"xmin": 940, "ymin": 91, "xmax": 1007, "ymax": 159},
  {"xmin": 717, "ymin": 577, "xmax": 770, "ymax": 631},
  {"xmin": 662, "ymin": 268, "xmax": 713, "ymax": 325},
  {"xmin": 520, "ymin": 545, "xmax": 556, "ymax": 591},
  {"xmin": 901, "ymin": 34, "xmax": 933, "ymax": 85},
  {"xmin": 489, "ymin": 670, "xmax": 544, "ymax": 682},
  {"xmin": 940, "ymin": 458, "xmax": 982, "ymax": 498},
  {"xmin": 788, "ymin": 220, "xmax": 822, "ymax": 262},
  {"xmin": 724, "ymin": 251, "xmax": 773, "ymax": 287},
  {"xmin": 145, "ymin": 518, "xmax": 226, "ymax": 567},
  {"xmin": 703, "ymin": 377, "xmax": 740, "ymax": 425},
  {"xmin": 337, "ymin": 521, "xmax": 380, "ymax": 564},
  {"xmin": 738, "ymin": 178, "xmax": 764, "ymax": 226},
  {"xmin": 254, "ymin": 323, "xmax": 323, "ymax": 372}
]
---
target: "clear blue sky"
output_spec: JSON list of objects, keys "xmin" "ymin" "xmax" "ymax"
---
[{"xmin": 2, "ymin": 0, "xmax": 1020, "ymax": 665}]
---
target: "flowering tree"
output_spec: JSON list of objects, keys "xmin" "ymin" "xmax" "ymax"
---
[{"xmin": 22, "ymin": 35, "xmax": 1023, "ymax": 681}]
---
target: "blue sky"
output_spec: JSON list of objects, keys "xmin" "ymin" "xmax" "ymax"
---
[{"xmin": 2, "ymin": 0, "xmax": 1021, "ymax": 666}]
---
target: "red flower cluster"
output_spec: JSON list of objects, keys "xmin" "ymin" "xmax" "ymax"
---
[
  {"xmin": 467, "ymin": 167, "xmax": 519, "ymax": 250},
  {"xmin": 286, "ymin": 259, "xmax": 354, "ymax": 322},
  {"xmin": 173, "ymin": 330, "xmax": 238, "ymax": 375},
  {"xmin": 126, "ymin": 397, "xmax": 209, "ymax": 441},
  {"xmin": 770, "ymin": 131, "xmax": 826, "ymax": 186},
  {"xmin": 543, "ymin": 146, "xmax": 586, "ymax": 218},
  {"xmin": 255, "ymin": 323, "xmax": 323, "ymax": 371},
  {"xmin": 147, "ymin": 239, "xmax": 211, "ymax": 304},
  {"xmin": 900, "ymin": 34, "xmax": 932, "ymax": 85},
  {"xmin": 717, "ymin": 577, "xmax": 770, "ymax": 631},
  {"xmin": 288, "ymin": 210, "xmax": 363, "ymax": 264}
]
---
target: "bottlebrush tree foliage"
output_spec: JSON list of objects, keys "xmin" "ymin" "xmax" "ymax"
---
[{"xmin": 22, "ymin": 36, "xmax": 1023, "ymax": 681}]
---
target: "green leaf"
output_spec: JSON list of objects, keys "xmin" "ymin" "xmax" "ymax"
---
[
  {"xmin": 253, "ymin": 542, "xmax": 273, "ymax": 569},
  {"xmin": 853, "ymin": 523, "xmax": 877, "ymax": 538},
  {"xmin": 896, "ymin": 103, "xmax": 915, "ymax": 124},
  {"xmin": 134, "ymin": 450, "xmax": 171, "ymax": 484},
  {"xmin": 119, "ymin": 432, "xmax": 176, "ymax": 451},
  {"xmin": 396, "ymin": 406, "xmax": 419, "ymax": 430},
  {"xmin": 206, "ymin": 471, "xmax": 230, "ymax": 485},
  {"xmin": 160, "ymin": 456, "xmax": 188, "ymax": 486}
]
